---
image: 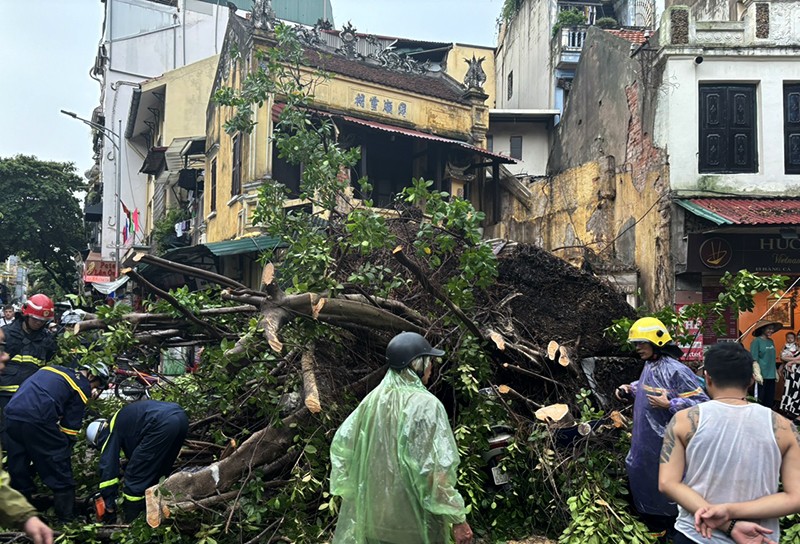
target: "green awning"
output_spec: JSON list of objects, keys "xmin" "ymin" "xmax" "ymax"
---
[
  {"xmin": 674, "ymin": 199, "xmax": 732, "ymax": 225},
  {"xmin": 204, "ymin": 235, "xmax": 283, "ymax": 257}
]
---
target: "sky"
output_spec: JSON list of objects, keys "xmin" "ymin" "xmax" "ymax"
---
[{"xmin": 0, "ymin": 0, "xmax": 502, "ymax": 178}]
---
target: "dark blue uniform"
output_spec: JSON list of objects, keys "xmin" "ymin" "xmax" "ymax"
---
[
  {"xmin": 4, "ymin": 365, "xmax": 92, "ymax": 496},
  {"xmin": 0, "ymin": 320, "xmax": 58, "ymax": 433},
  {"xmin": 97, "ymin": 400, "xmax": 188, "ymax": 519}
]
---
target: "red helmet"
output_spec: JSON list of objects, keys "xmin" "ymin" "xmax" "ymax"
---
[{"xmin": 22, "ymin": 294, "xmax": 55, "ymax": 321}]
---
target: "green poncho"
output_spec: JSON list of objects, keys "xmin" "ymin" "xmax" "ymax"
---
[{"xmin": 329, "ymin": 368, "xmax": 467, "ymax": 544}]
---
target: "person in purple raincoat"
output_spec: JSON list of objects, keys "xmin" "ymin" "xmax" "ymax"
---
[{"xmin": 616, "ymin": 317, "xmax": 709, "ymax": 541}]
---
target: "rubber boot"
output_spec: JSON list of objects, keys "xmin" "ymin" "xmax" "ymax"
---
[
  {"xmin": 122, "ymin": 498, "xmax": 146, "ymax": 522},
  {"xmin": 53, "ymin": 488, "xmax": 75, "ymax": 524}
]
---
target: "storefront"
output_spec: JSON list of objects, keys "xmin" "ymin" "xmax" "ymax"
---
[{"xmin": 676, "ymin": 197, "xmax": 800, "ymax": 354}]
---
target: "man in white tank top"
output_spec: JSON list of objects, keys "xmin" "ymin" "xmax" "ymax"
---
[{"xmin": 658, "ymin": 342, "xmax": 800, "ymax": 543}]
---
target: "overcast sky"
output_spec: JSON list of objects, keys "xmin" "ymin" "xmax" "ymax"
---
[{"xmin": 0, "ymin": 0, "xmax": 501, "ymax": 178}]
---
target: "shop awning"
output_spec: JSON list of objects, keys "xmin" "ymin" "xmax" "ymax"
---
[
  {"xmin": 204, "ymin": 234, "xmax": 283, "ymax": 256},
  {"xmin": 676, "ymin": 197, "xmax": 800, "ymax": 226}
]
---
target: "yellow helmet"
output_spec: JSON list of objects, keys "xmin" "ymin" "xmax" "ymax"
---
[{"xmin": 627, "ymin": 317, "xmax": 672, "ymax": 347}]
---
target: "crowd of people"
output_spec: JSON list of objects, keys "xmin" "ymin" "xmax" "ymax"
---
[
  {"xmin": 0, "ymin": 294, "xmax": 188, "ymax": 543},
  {"xmin": 615, "ymin": 317, "xmax": 800, "ymax": 544}
]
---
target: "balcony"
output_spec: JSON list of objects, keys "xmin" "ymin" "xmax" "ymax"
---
[{"xmin": 553, "ymin": 26, "xmax": 587, "ymax": 69}]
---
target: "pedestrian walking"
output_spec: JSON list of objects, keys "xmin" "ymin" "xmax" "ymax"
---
[
  {"xmin": 329, "ymin": 331, "xmax": 473, "ymax": 544},
  {"xmin": 750, "ymin": 320, "xmax": 781, "ymax": 408},
  {"xmin": 659, "ymin": 342, "xmax": 800, "ymax": 544},
  {"xmin": 86, "ymin": 400, "xmax": 188, "ymax": 522},
  {"xmin": 615, "ymin": 317, "xmax": 709, "ymax": 541},
  {"xmin": 3, "ymin": 363, "xmax": 110, "ymax": 522}
]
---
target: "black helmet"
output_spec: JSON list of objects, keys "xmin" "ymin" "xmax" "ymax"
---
[{"xmin": 386, "ymin": 332, "xmax": 444, "ymax": 370}]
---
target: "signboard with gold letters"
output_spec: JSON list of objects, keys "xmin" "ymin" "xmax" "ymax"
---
[{"xmin": 687, "ymin": 233, "xmax": 800, "ymax": 274}]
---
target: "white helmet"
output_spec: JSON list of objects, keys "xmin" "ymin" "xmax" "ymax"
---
[{"xmin": 86, "ymin": 419, "xmax": 108, "ymax": 449}]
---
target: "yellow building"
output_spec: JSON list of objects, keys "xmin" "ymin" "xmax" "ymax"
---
[
  {"xmin": 127, "ymin": 55, "xmax": 219, "ymax": 249},
  {"xmin": 201, "ymin": 14, "xmax": 512, "ymax": 287}
]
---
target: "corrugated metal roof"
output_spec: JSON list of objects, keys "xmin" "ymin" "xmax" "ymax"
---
[
  {"xmin": 677, "ymin": 197, "xmax": 800, "ymax": 225},
  {"xmin": 272, "ymin": 103, "xmax": 516, "ymax": 164},
  {"xmin": 204, "ymin": 234, "xmax": 284, "ymax": 256}
]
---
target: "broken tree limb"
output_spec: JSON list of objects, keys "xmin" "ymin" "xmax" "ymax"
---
[
  {"xmin": 132, "ymin": 252, "xmax": 247, "ymax": 290},
  {"xmin": 534, "ymin": 404, "xmax": 575, "ymax": 427},
  {"xmin": 391, "ymin": 245, "xmax": 483, "ymax": 339},
  {"xmin": 547, "ymin": 341, "xmax": 559, "ymax": 360},
  {"xmin": 502, "ymin": 363, "xmax": 561, "ymax": 386},
  {"xmin": 496, "ymin": 384, "xmax": 543, "ymax": 410},
  {"xmin": 300, "ymin": 346, "xmax": 321, "ymax": 413},
  {"xmin": 126, "ymin": 269, "xmax": 225, "ymax": 340},
  {"xmin": 73, "ymin": 305, "xmax": 258, "ymax": 334},
  {"xmin": 153, "ymin": 365, "xmax": 388, "ymax": 505}
]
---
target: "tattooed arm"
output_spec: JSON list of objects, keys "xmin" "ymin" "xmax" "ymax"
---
[
  {"xmin": 695, "ymin": 412, "xmax": 800, "ymax": 531},
  {"xmin": 658, "ymin": 406, "xmax": 709, "ymax": 513}
]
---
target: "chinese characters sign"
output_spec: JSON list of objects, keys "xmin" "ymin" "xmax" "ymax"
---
[{"xmin": 352, "ymin": 90, "xmax": 410, "ymax": 119}]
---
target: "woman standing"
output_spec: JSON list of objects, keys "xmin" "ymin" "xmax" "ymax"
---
[
  {"xmin": 750, "ymin": 319, "xmax": 781, "ymax": 408},
  {"xmin": 779, "ymin": 331, "xmax": 800, "ymax": 420}
]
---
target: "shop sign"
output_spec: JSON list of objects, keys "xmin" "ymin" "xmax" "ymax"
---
[
  {"xmin": 687, "ymin": 234, "xmax": 800, "ymax": 274},
  {"xmin": 675, "ymin": 303, "xmax": 704, "ymax": 361},
  {"xmin": 84, "ymin": 258, "xmax": 116, "ymax": 283}
]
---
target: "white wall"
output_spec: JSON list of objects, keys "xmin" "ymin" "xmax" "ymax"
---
[
  {"xmin": 98, "ymin": 0, "xmax": 229, "ymax": 262},
  {"xmin": 495, "ymin": 0, "xmax": 558, "ymax": 110},
  {"xmin": 655, "ymin": 54, "xmax": 800, "ymax": 195},
  {"xmin": 489, "ymin": 121, "xmax": 551, "ymax": 176}
]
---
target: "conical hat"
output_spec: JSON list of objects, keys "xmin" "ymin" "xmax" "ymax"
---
[{"xmin": 752, "ymin": 319, "xmax": 782, "ymax": 337}]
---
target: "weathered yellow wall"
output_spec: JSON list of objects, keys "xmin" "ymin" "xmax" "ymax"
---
[
  {"xmin": 446, "ymin": 44, "xmax": 496, "ymax": 108},
  {"xmin": 205, "ymin": 40, "xmax": 486, "ymax": 244},
  {"xmin": 493, "ymin": 158, "xmax": 672, "ymax": 308},
  {"xmin": 146, "ymin": 55, "xmax": 219, "ymax": 143}
]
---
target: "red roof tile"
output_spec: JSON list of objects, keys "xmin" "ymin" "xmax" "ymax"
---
[
  {"xmin": 605, "ymin": 29, "xmax": 648, "ymax": 45},
  {"xmin": 685, "ymin": 197, "xmax": 800, "ymax": 225}
]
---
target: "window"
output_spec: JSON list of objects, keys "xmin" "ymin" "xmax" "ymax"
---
[
  {"xmin": 510, "ymin": 136, "xmax": 523, "ymax": 160},
  {"xmin": 210, "ymin": 158, "xmax": 217, "ymax": 212},
  {"xmin": 231, "ymin": 134, "xmax": 242, "ymax": 197},
  {"xmin": 784, "ymin": 83, "xmax": 800, "ymax": 174},
  {"xmin": 272, "ymin": 140, "xmax": 302, "ymax": 198},
  {"xmin": 507, "ymin": 72, "xmax": 514, "ymax": 101},
  {"xmin": 698, "ymin": 84, "xmax": 757, "ymax": 173},
  {"xmin": 486, "ymin": 134, "xmax": 493, "ymax": 152}
]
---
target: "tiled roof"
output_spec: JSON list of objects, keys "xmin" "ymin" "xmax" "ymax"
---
[
  {"xmin": 677, "ymin": 197, "xmax": 800, "ymax": 225},
  {"xmin": 303, "ymin": 49, "xmax": 469, "ymax": 104},
  {"xmin": 605, "ymin": 29, "xmax": 648, "ymax": 45}
]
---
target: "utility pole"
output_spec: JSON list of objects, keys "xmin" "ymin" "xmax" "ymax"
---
[{"xmin": 61, "ymin": 110, "xmax": 123, "ymax": 279}]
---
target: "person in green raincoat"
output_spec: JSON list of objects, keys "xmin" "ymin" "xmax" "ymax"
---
[{"xmin": 329, "ymin": 331, "xmax": 473, "ymax": 544}]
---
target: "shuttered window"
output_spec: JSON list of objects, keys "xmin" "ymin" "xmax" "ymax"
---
[
  {"xmin": 510, "ymin": 136, "xmax": 522, "ymax": 160},
  {"xmin": 784, "ymin": 83, "xmax": 800, "ymax": 174},
  {"xmin": 231, "ymin": 134, "xmax": 242, "ymax": 196},
  {"xmin": 210, "ymin": 158, "xmax": 217, "ymax": 212},
  {"xmin": 698, "ymin": 84, "xmax": 757, "ymax": 173}
]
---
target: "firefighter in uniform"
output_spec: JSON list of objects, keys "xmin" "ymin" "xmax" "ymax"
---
[
  {"xmin": 4, "ymin": 363, "xmax": 110, "ymax": 523},
  {"xmin": 0, "ymin": 294, "xmax": 58, "ymax": 433},
  {"xmin": 0, "ymin": 330, "xmax": 54, "ymax": 543},
  {"xmin": 87, "ymin": 400, "xmax": 188, "ymax": 522}
]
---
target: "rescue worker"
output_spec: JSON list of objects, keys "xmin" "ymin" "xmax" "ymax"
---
[
  {"xmin": 329, "ymin": 331, "xmax": 473, "ymax": 544},
  {"xmin": 0, "ymin": 329, "xmax": 54, "ymax": 543},
  {"xmin": 86, "ymin": 400, "xmax": 188, "ymax": 522},
  {"xmin": 3, "ymin": 363, "xmax": 110, "ymax": 523},
  {"xmin": 615, "ymin": 317, "xmax": 709, "ymax": 541},
  {"xmin": 0, "ymin": 294, "xmax": 58, "ymax": 430}
]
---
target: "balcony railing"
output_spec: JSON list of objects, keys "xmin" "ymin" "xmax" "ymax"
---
[{"xmin": 561, "ymin": 26, "xmax": 587, "ymax": 51}]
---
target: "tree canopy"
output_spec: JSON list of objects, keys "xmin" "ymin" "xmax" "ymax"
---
[{"xmin": 0, "ymin": 155, "xmax": 87, "ymax": 293}]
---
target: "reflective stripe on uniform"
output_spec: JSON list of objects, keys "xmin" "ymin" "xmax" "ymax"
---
[
  {"xmin": 123, "ymin": 493, "xmax": 144, "ymax": 502},
  {"xmin": 100, "ymin": 410, "xmax": 121, "ymax": 454},
  {"xmin": 99, "ymin": 478, "xmax": 119, "ymax": 489},
  {"xmin": 59, "ymin": 425, "xmax": 80, "ymax": 436},
  {"xmin": 11, "ymin": 355, "xmax": 45, "ymax": 366},
  {"xmin": 0, "ymin": 385, "xmax": 19, "ymax": 392},
  {"xmin": 41, "ymin": 366, "xmax": 88, "ymax": 404}
]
